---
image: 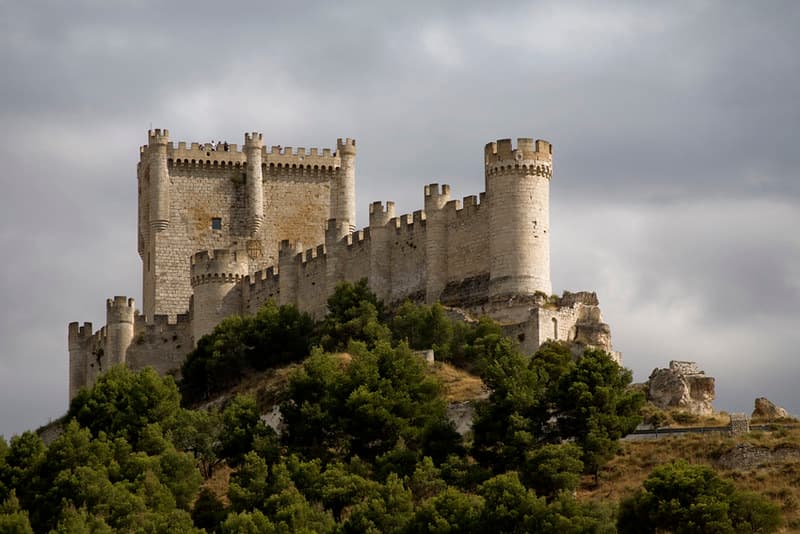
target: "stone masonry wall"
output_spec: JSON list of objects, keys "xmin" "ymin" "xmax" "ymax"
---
[
  {"xmin": 443, "ymin": 196, "xmax": 489, "ymax": 282},
  {"xmin": 139, "ymin": 135, "xmax": 342, "ymax": 321}
]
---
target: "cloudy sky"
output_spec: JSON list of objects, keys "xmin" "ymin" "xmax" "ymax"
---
[{"xmin": 1, "ymin": 1, "xmax": 799, "ymax": 438}]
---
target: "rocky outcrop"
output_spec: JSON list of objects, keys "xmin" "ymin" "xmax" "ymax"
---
[
  {"xmin": 646, "ymin": 360, "xmax": 715, "ymax": 416},
  {"xmin": 752, "ymin": 397, "xmax": 790, "ymax": 420}
]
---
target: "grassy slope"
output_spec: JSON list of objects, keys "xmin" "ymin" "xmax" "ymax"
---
[{"xmin": 583, "ymin": 428, "xmax": 800, "ymax": 531}]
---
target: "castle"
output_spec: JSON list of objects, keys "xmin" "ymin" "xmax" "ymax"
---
[{"xmin": 68, "ymin": 129, "xmax": 616, "ymax": 399}]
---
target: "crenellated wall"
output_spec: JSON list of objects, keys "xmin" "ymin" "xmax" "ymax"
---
[
  {"xmin": 138, "ymin": 130, "xmax": 352, "ymax": 321},
  {"xmin": 69, "ymin": 303, "xmax": 192, "ymax": 399},
  {"xmin": 70, "ymin": 133, "xmax": 620, "ymax": 400}
]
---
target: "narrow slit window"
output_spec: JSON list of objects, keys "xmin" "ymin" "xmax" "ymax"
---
[{"xmin": 211, "ymin": 217, "xmax": 222, "ymax": 230}]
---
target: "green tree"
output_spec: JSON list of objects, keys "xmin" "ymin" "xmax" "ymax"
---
[
  {"xmin": 68, "ymin": 366, "xmax": 182, "ymax": 448},
  {"xmin": 618, "ymin": 461, "xmax": 781, "ymax": 533},
  {"xmin": 181, "ymin": 301, "xmax": 314, "ymax": 403},
  {"xmin": 522, "ymin": 443, "xmax": 584, "ymax": 498},
  {"xmin": 471, "ymin": 339, "xmax": 545, "ymax": 471},
  {"xmin": 219, "ymin": 394, "xmax": 275, "ymax": 466},
  {"xmin": 282, "ymin": 342, "xmax": 459, "ymax": 463},
  {"xmin": 406, "ymin": 487, "xmax": 485, "ymax": 533},
  {"xmin": 221, "ymin": 509, "xmax": 277, "ymax": 534},
  {"xmin": 340, "ymin": 473, "xmax": 414, "ymax": 534},
  {"xmin": 476, "ymin": 472, "xmax": 549, "ymax": 533},
  {"xmin": 51, "ymin": 506, "xmax": 113, "ymax": 534},
  {"xmin": 391, "ymin": 302, "xmax": 454, "ymax": 357},
  {"xmin": 319, "ymin": 279, "xmax": 391, "ymax": 351},
  {"xmin": 170, "ymin": 408, "xmax": 224, "ymax": 479},
  {"xmin": 191, "ymin": 488, "xmax": 227, "ymax": 533},
  {"xmin": 0, "ymin": 491, "xmax": 33, "ymax": 534},
  {"xmin": 556, "ymin": 348, "xmax": 644, "ymax": 481}
]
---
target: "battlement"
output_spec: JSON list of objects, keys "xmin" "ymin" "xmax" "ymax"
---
[
  {"xmin": 484, "ymin": 138, "xmax": 552, "ymax": 177},
  {"xmin": 301, "ymin": 245, "xmax": 326, "ymax": 264},
  {"xmin": 244, "ymin": 132, "xmax": 263, "ymax": 149},
  {"xmin": 148, "ymin": 128, "xmax": 169, "ymax": 145},
  {"xmin": 279, "ymin": 239, "xmax": 304, "ymax": 260},
  {"xmin": 106, "ymin": 296, "xmax": 135, "ymax": 324},
  {"xmin": 369, "ymin": 201, "xmax": 396, "ymax": 226},
  {"xmin": 424, "ymin": 183, "xmax": 451, "ymax": 200},
  {"xmin": 190, "ymin": 249, "xmax": 248, "ymax": 286},
  {"xmin": 138, "ymin": 130, "xmax": 347, "ymax": 173},
  {"xmin": 68, "ymin": 321, "xmax": 94, "ymax": 345},
  {"xmin": 484, "ymin": 137, "xmax": 551, "ymax": 162},
  {"xmin": 388, "ymin": 210, "xmax": 426, "ymax": 234},
  {"xmin": 336, "ymin": 138, "xmax": 357, "ymax": 156},
  {"xmin": 246, "ymin": 266, "xmax": 279, "ymax": 287}
]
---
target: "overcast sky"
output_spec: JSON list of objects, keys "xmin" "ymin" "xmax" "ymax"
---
[{"xmin": 1, "ymin": 1, "xmax": 799, "ymax": 438}]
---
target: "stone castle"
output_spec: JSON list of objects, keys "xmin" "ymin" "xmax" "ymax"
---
[{"xmin": 68, "ymin": 129, "xmax": 616, "ymax": 399}]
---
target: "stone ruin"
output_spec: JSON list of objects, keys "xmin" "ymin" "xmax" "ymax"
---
[
  {"xmin": 752, "ymin": 397, "xmax": 790, "ymax": 420},
  {"xmin": 646, "ymin": 360, "xmax": 715, "ymax": 416}
]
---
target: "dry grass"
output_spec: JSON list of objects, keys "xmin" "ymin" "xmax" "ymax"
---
[
  {"xmin": 430, "ymin": 362, "xmax": 487, "ymax": 402},
  {"xmin": 580, "ymin": 427, "xmax": 800, "ymax": 531},
  {"xmin": 199, "ymin": 463, "xmax": 233, "ymax": 506}
]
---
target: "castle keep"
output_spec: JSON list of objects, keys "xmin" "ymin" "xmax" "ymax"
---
[{"xmin": 68, "ymin": 130, "xmax": 615, "ymax": 399}]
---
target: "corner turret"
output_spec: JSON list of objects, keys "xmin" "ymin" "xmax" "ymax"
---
[
  {"xmin": 147, "ymin": 129, "xmax": 171, "ymax": 232},
  {"xmin": 424, "ymin": 184, "xmax": 451, "ymax": 303},
  {"xmin": 105, "ymin": 296, "xmax": 135, "ymax": 368},
  {"xmin": 486, "ymin": 138, "xmax": 553, "ymax": 300},
  {"xmin": 244, "ymin": 132, "xmax": 265, "ymax": 236},
  {"xmin": 331, "ymin": 138, "xmax": 357, "ymax": 237}
]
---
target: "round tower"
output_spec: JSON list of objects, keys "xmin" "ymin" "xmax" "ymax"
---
[
  {"xmin": 424, "ymin": 184, "xmax": 450, "ymax": 303},
  {"xmin": 105, "ymin": 296, "xmax": 135, "ymax": 368},
  {"xmin": 486, "ymin": 138, "xmax": 553, "ymax": 300},
  {"xmin": 148, "ymin": 129, "xmax": 170, "ymax": 232},
  {"xmin": 244, "ymin": 132, "xmax": 264, "ymax": 236},
  {"xmin": 190, "ymin": 249, "xmax": 248, "ymax": 343},
  {"xmin": 332, "ymin": 138, "xmax": 356, "ymax": 237},
  {"xmin": 68, "ymin": 321, "xmax": 91, "ymax": 400}
]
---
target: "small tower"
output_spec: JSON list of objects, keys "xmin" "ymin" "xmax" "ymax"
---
[
  {"xmin": 244, "ymin": 132, "xmax": 264, "ymax": 236},
  {"xmin": 485, "ymin": 138, "xmax": 553, "ymax": 299},
  {"xmin": 424, "ymin": 184, "xmax": 450, "ymax": 303},
  {"xmin": 368, "ymin": 201, "xmax": 396, "ymax": 300},
  {"xmin": 190, "ymin": 249, "xmax": 248, "ymax": 343},
  {"xmin": 105, "ymin": 296, "xmax": 135, "ymax": 368},
  {"xmin": 332, "ymin": 138, "xmax": 357, "ymax": 238},
  {"xmin": 68, "ymin": 321, "xmax": 92, "ymax": 400},
  {"xmin": 147, "ymin": 129, "xmax": 170, "ymax": 233}
]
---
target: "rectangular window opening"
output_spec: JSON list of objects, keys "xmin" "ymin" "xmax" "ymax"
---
[{"xmin": 211, "ymin": 217, "xmax": 222, "ymax": 230}]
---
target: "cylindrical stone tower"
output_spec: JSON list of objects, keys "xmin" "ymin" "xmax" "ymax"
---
[
  {"xmin": 105, "ymin": 296, "xmax": 135, "ymax": 367},
  {"xmin": 148, "ymin": 129, "xmax": 170, "ymax": 232},
  {"xmin": 368, "ymin": 201, "xmax": 396, "ymax": 301},
  {"xmin": 190, "ymin": 249, "xmax": 248, "ymax": 343},
  {"xmin": 486, "ymin": 138, "xmax": 553, "ymax": 300},
  {"xmin": 424, "ymin": 184, "xmax": 450, "ymax": 303},
  {"xmin": 332, "ymin": 138, "xmax": 356, "ymax": 238},
  {"xmin": 244, "ymin": 132, "xmax": 264, "ymax": 236}
]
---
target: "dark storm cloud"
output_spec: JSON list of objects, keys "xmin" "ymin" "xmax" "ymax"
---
[{"xmin": 1, "ymin": 0, "xmax": 799, "ymax": 437}]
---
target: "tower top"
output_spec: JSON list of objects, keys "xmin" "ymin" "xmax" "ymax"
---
[
  {"xmin": 484, "ymin": 138, "xmax": 551, "ymax": 164},
  {"xmin": 148, "ymin": 128, "xmax": 170, "ymax": 146},
  {"xmin": 336, "ymin": 138, "xmax": 356, "ymax": 156}
]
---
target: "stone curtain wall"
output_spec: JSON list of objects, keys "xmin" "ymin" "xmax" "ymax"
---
[{"xmin": 443, "ymin": 197, "xmax": 490, "ymax": 282}]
